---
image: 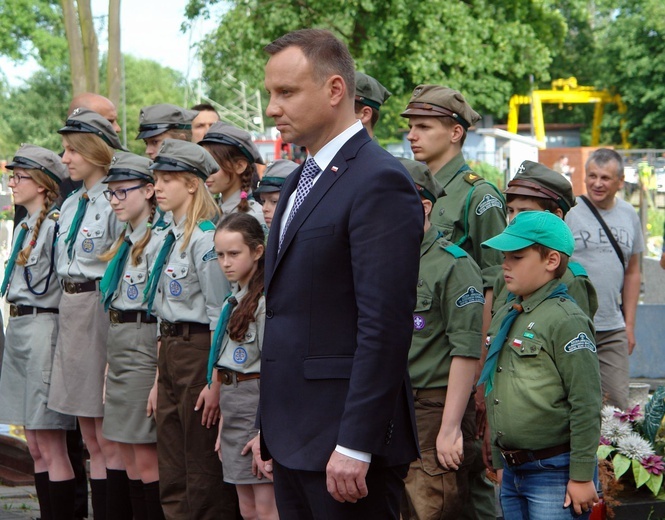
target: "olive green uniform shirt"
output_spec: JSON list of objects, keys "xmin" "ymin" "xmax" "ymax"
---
[
  {"xmin": 431, "ymin": 152, "xmax": 506, "ymax": 289},
  {"xmin": 485, "ymin": 278, "xmax": 601, "ymax": 481},
  {"xmin": 492, "ymin": 262, "xmax": 598, "ymax": 320},
  {"xmin": 409, "ymin": 226, "xmax": 484, "ymax": 388}
]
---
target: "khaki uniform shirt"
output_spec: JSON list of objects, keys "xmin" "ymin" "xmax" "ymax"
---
[
  {"xmin": 485, "ymin": 278, "xmax": 601, "ymax": 481},
  {"xmin": 409, "ymin": 226, "xmax": 484, "ymax": 388},
  {"xmin": 431, "ymin": 152, "xmax": 506, "ymax": 288},
  {"xmin": 7, "ymin": 209, "xmax": 62, "ymax": 308}
]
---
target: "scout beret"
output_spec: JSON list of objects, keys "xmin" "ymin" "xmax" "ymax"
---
[
  {"xmin": 103, "ymin": 152, "xmax": 153, "ymax": 183},
  {"xmin": 59, "ymin": 108, "xmax": 126, "ymax": 151},
  {"xmin": 254, "ymin": 159, "xmax": 298, "ymax": 194},
  {"xmin": 354, "ymin": 72, "xmax": 391, "ymax": 110},
  {"xmin": 149, "ymin": 139, "xmax": 219, "ymax": 181},
  {"xmin": 505, "ymin": 160, "xmax": 576, "ymax": 214},
  {"xmin": 401, "ymin": 85, "xmax": 481, "ymax": 130},
  {"xmin": 136, "ymin": 104, "xmax": 199, "ymax": 140},
  {"xmin": 398, "ymin": 158, "xmax": 445, "ymax": 203},
  {"xmin": 482, "ymin": 210, "xmax": 574, "ymax": 256},
  {"xmin": 198, "ymin": 122, "xmax": 265, "ymax": 165},
  {"xmin": 7, "ymin": 144, "xmax": 69, "ymax": 184}
]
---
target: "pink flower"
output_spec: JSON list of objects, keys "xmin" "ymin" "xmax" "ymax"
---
[
  {"xmin": 614, "ymin": 404, "xmax": 642, "ymax": 423},
  {"xmin": 641, "ymin": 455, "xmax": 665, "ymax": 475},
  {"xmin": 600, "ymin": 436, "xmax": 612, "ymax": 445}
]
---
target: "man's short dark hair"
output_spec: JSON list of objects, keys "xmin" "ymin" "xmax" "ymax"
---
[
  {"xmin": 586, "ymin": 148, "xmax": 624, "ymax": 179},
  {"xmin": 191, "ymin": 103, "xmax": 219, "ymax": 116},
  {"xmin": 264, "ymin": 29, "xmax": 355, "ymax": 99}
]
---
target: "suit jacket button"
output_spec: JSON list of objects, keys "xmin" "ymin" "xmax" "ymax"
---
[{"xmin": 266, "ymin": 309, "xmax": 274, "ymax": 319}]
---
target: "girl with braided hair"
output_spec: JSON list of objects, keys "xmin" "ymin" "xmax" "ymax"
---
[
  {"xmin": 0, "ymin": 144, "xmax": 76, "ymax": 519},
  {"xmin": 98, "ymin": 152, "xmax": 167, "ymax": 520},
  {"xmin": 198, "ymin": 122, "xmax": 268, "ymax": 232}
]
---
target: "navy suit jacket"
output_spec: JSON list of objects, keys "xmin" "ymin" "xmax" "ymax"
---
[{"xmin": 259, "ymin": 128, "xmax": 423, "ymax": 471}]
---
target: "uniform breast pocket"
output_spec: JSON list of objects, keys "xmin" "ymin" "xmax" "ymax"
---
[
  {"xmin": 163, "ymin": 262, "xmax": 190, "ymax": 300},
  {"xmin": 121, "ymin": 267, "xmax": 147, "ymax": 301},
  {"xmin": 78, "ymin": 225, "xmax": 106, "ymax": 256},
  {"xmin": 412, "ymin": 294, "xmax": 433, "ymax": 337},
  {"xmin": 230, "ymin": 322, "xmax": 260, "ymax": 366},
  {"xmin": 508, "ymin": 338, "xmax": 547, "ymax": 379},
  {"xmin": 23, "ymin": 243, "xmax": 48, "ymax": 285}
]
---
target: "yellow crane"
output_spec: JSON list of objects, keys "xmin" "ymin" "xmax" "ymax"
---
[{"xmin": 506, "ymin": 77, "xmax": 629, "ymax": 149}]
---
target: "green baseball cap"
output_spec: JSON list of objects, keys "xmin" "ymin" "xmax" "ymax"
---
[
  {"xmin": 198, "ymin": 122, "xmax": 265, "ymax": 164},
  {"xmin": 354, "ymin": 72, "xmax": 391, "ymax": 110},
  {"xmin": 398, "ymin": 158, "xmax": 444, "ymax": 203},
  {"xmin": 482, "ymin": 211, "xmax": 574, "ymax": 256},
  {"xmin": 505, "ymin": 160, "xmax": 576, "ymax": 214},
  {"xmin": 401, "ymin": 85, "xmax": 480, "ymax": 130},
  {"xmin": 149, "ymin": 139, "xmax": 219, "ymax": 181},
  {"xmin": 136, "ymin": 104, "xmax": 199, "ymax": 139},
  {"xmin": 59, "ymin": 107, "xmax": 126, "ymax": 151},
  {"xmin": 103, "ymin": 152, "xmax": 153, "ymax": 183},
  {"xmin": 7, "ymin": 144, "xmax": 69, "ymax": 185},
  {"xmin": 254, "ymin": 159, "xmax": 298, "ymax": 194}
]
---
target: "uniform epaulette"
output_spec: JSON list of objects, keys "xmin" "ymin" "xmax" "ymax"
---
[
  {"xmin": 48, "ymin": 211, "xmax": 60, "ymax": 221},
  {"xmin": 442, "ymin": 243, "xmax": 467, "ymax": 258},
  {"xmin": 568, "ymin": 261, "xmax": 588, "ymax": 277},
  {"xmin": 64, "ymin": 187, "xmax": 82, "ymax": 200},
  {"xmin": 463, "ymin": 172, "xmax": 484, "ymax": 186},
  {"xmin": 198, "ymin": 220, "xmax": 215, "ymax": 232}
]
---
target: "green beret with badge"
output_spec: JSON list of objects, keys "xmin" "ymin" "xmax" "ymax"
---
[
  {"xmin": 59, "ymin": 107, "xmax": 126, "ymax": 151},
  {"xmin": 355, "ymin": 72, "xmax": 391, "ymax": 110},
  {"xmin": 398, "ymin": 158, "xmax": 445, "ymax": 203},
  {"xmin": 103, "ymin": 152, "xmax": 153, "ymax": 183},
  {"xmin": 7, "ymin": 144, "xmax": 69, "ymax": 185},
  {"xmin": 149, "ymin": 139, "xmax": 219, "ymax": 181},
  {"xmin": 254, "ymin": 159, "xmax": 297, "ymax": 194},
  {"xmin": 136, "ymin": 104, "xmax": 199, "ymax": 140},
  {"xmin": 198, "ymin": 122, "xmax": 265, "ymax": 165},
  {"xmin": 482, "ymin": 210, "xmax": 574, "ymax": 256},
  {"xmin": 505, "ymin": 160, "xmax": 576, "ymax": 214},
  {"xmin": 401, "ymin": 85, "xmax": 481, "ymax": 130}
]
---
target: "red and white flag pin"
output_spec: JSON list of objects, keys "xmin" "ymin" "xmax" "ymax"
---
[{"xmin": 331, "ymin": 166, "xmax": 338, "ymax": 172}]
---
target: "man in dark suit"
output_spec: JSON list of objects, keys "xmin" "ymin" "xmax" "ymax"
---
[{"xmin": 256, "ymin": 29, "xmax": 424, "ymax": 519}]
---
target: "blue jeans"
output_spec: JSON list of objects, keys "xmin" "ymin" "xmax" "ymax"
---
[{"xmin": 500, "ymin": 453, "xmax": 598, "ymax": 520}]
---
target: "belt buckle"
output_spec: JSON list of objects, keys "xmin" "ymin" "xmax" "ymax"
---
[
  {"xmin": 502, "ymin": 450, "xmax": 519, "ymax": 467},
  {"xmin": 64, "ymin": 281, "xmax": 76, "ymax": 293},
  {"xmin": 9, "ymin": 305, "xmax": 18, "ymax": 318},
  {"xmin": 221, "ymin": 370, "xmax": 233, "ymax": 385},
  {"xmin": 161, "ymin": 321, "xmax": 176, "ymax": 337},
  {"xmin": 109, "ymin": 309, "xmax": 121, "ymax": 324}
]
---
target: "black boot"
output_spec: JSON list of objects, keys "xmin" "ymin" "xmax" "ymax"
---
[
  {"xmin": 66, "ymin": 425, "xmax": 88, "ymax": 520},
  {"xmin": 106, "ymin": 469, "xmax": 133, "ymax": 520},
  {"xmin": 34, "ymin": 471, "xmax": 53, "ymax": 520},
  {"xmin": 90, "ymin": 478, "xmax": 107, "ymax": 520},
  {"xmin": 143, "ymin": 481, "xmax": 165, "ymax": 520},
  {"xmin": 128, "ymin": 478, "xmax": 147, "ymax": 520},
  {"xmin": 49, "ymin": 478, "xmax": 76, "ymax": 520}
]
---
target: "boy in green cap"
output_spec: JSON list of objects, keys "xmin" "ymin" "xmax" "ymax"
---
[{"xmin": 480, "ymin": 211, "xmax": 601, "ymax": 519}]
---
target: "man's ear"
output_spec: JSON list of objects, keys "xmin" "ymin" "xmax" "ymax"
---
[
  {"xmin": 450, "ymin": 124, "xmax": 465, "ymax": 145},
  {"xmin": 421, "ymin": 198, "xmax": 433, "ymax": 219},
  {"xmin": 328, "ymin": 75, "xmax": 346, "ymax": 107}
]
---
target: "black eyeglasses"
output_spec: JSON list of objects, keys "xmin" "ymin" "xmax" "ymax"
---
[
  {"xmin": 8, "ymin": 173, "xmax": 33, "ymax": 184},
  {"xmin": 103, "ymin": 185, "xmax": 144, "ymax": 201}
]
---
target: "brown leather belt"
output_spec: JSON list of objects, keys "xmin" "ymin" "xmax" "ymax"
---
[
  {"xmin": 500, "ymin": 443, "xmax": 570, "ymax": 467},
  {"xmin": 159, "ymin": 320, "xmax": 209, "ymax": 337},
  {"xmin": 62, "ymin": 280, "xmax": 97, "ymax": 294},
  {"xmin": 217, "ymin": 369, "xmax": 260, "ymax": 385},
  {"xmin": 109, "ymin": 308, "xmax": 157, "ymax": 324},
  {"xmin": 9, "ymin": 304, "xmax": 59, "ymax": 317}
]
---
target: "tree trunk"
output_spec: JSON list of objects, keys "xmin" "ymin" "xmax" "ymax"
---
[
  {"xmin": 77, "ymin": 0, "xmax": 99, "ymax": 93},
  {"xmin": 107, "ymin": 0, "xmax": 121, "ymax": 107},
  {"xmin": 60, "ymin": 0, "xmax": 86, "ymax": 95}
]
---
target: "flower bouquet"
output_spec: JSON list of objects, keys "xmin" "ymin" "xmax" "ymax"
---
[{"xmin": 597, "ymin": 386, "xmax": 665, "ymax": 498}]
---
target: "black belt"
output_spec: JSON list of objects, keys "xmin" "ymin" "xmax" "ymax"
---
[
  {"xmin": 9, "ymin": 304, "xmax": 59, "ymax": 317},
  {"xmin": 62, "ymin": 280, "xmax": 97, "ymax": 294},
  {"xmin": 500, "ymin": 443, "xmax": 570, "ymax": 467},
  {"xmin": 159, "ymin": 320, "xmax": 209, "ymax": 338},
  {"xmin": 109, "ymin": 308, "xmax": 157, "ymax": 324},
  {"xmin": 217, "ymin": 369, "xmax": 260, "ymax": 385}
]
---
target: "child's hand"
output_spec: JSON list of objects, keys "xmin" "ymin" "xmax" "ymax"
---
[
  {"xmin": 146, "ymin": 382, "xmax": 158, "ymax": 418},
  {"xmin": 436, "ymin": 425, "xmax": 464, "ymax": 470},
  {"xmin": 195, "ymin": 382, "xmax": 221, "ymax": 428},
  {"xmin": 241, "ymin": 434, "xmax": 274, "ymax": 481},
  {"xmin": 564, "ymin": 479, "xmax": 598, "ymax": 515},
  {"xmin": 215, "ymin": 420, "xmax": 223, "ymax": 462}
]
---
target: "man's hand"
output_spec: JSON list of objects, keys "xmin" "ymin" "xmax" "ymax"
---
[
  {"xmin": 482, "ymin": 422, "xmax": 493, "ymax": 470},
  {"xmin": 146, "ymin": 382, "xmax": 158, "ymax": 418},
  {"xmin": 436, "ymin": 425, "xmax": 464, "ymax": 470},
  {"xmin": 241, "ymin": 434, "xmax": 273, "ymax": 481},
  {"xmin": 194, "ymin": 382, "xmax": 221, "ymax": 428},
  {"xmin": 626, "ymin": 325, "xmax": 637, "ymax": 355},
  {"xmin": 564, "ymin": 480, "xmax": 598, "ymax": 515},
  {"xmin": 326, "ymin": 451, "xmax": 369, "ymax": 503},
  {"xmin": 474, "ymin": 387, "xmax": 487, "ymax": 438}
]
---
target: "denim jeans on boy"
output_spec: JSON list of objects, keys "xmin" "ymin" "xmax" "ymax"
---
[{"xmin": 500, "ymin": 452, "xmax": 598, "ymax": 520}]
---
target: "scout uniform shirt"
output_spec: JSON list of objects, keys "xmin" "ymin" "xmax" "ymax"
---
[
  {"xmin": 220, "ymin": 190, "xmax": 268, "ymax": 234},
  {"xmin": 56, "ymin": 181, "xmax": 123, "ymax": 282},
  {"xmin": 409, "ymin": 226, "xmax": 484, "ymax": 388},
  {"xmin": 485, "ymin": 278, "xmax": 601, "ymax": 482},
  {"xmin": 7, "ymin": 209, "xmax": 62, "ymax": 309},
  {"xmin": 215, "ymin": 286, "xmax": 265, "ymax": 374},
  {"xmin": 151, "ymin": 217, "xmax": 228, "ymax": 329},
  {"xmin": 431, "ymin": 151, "xmax": 506, "ymax": 288},
  {"xmin": 492, "ymin": 263, "xmax": 599, "ymax": 319}
]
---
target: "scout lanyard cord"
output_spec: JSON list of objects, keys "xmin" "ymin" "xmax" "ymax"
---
[{"xmin": 23, "ymin": 221, "xmax": 59, "ymax": 296}]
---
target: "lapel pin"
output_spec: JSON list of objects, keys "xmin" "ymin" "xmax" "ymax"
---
[{"xmin": 331, "ymin": 166, "xmax": 338, "ymax": 172}]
